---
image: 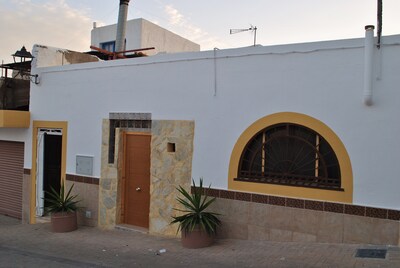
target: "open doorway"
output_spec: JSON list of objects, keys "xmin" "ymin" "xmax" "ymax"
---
[{"xmin": 36, "ymin": 129, "xmax": 62, "ymax": 216}]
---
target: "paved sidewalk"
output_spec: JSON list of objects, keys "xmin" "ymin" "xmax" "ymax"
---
[{"xmin": 0, "ymin": 215, "xmax": 399, "ymax": 267}]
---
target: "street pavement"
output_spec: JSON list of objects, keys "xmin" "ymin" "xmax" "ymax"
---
[{"xmin": 0, "ymin": 215, "xmax": 399, "ymax": 267}]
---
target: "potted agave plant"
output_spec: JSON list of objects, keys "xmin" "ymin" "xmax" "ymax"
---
[
  {"xmin": 171, "ymin": 178, "xmax": 221, "ymax": 248},
  {"xmin": 44, "ymin": 183, "xmax": 80, "ymax": 233}
]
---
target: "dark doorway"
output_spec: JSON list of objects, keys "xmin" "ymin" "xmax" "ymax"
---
[{"xmin": 43, "ymin": 133, "xmax": 62, "ymax": 208}]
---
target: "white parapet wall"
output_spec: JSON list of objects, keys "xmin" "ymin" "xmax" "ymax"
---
[{"xmin": 7, "ymin": 34, "xmax": 400, "ymax": 211}]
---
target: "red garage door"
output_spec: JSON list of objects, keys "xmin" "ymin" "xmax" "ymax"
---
[{"xmin": 0, "ymin": 140, "xmax": 24, "ymax": 219}]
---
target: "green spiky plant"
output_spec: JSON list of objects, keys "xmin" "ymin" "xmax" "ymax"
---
[
  {"xmin": 44, "ymin": 183, "xmax": 80, "ymax": 214},
  {"xmin": 171, "ymin": 178, "xmax": 221, "ymax": 236}
]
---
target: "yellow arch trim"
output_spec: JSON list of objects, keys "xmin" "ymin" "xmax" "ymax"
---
[
  {"xmin": 228, "ymin": 112, "xmax": 353, "ymax": 203},
  {"xmin": 30, "ymin": 121, "xmax": 68, "ymax": 223}
]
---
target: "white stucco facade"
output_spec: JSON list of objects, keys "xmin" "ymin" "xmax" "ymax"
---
[
  {"xmin": 91, "ymin": 18, "xmax": 200, "ymax": 55},
  {"xmin": 2, "ymin": 33, "xmax": 400, "ymax": 211}
]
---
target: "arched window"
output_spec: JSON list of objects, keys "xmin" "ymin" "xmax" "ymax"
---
[{"xmin": 235, "ymin": 123, "xmax": 342, "ymax": 190}]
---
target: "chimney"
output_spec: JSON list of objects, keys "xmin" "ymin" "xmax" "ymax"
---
[{"xmin": 115, "ymin": 0, "xmax": 130, "ymax": 53}]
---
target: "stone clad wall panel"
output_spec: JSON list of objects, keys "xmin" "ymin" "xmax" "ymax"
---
[
  {"xmin": 149, "ymin": 120, "xmax": 194, "ymax": 236},
  {"xmin": 99, "ymin": 119, "xmax": 118, "ymax": 228}
]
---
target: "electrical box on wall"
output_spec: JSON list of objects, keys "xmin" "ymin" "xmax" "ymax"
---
[{"xmin": 76, "ymin": 155, "xmax": 94, "ymax": 176}]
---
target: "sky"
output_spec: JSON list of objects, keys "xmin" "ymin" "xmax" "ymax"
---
[{"xmin": 1, "ymin": 0, "xmax": 399, "ymax": 63}]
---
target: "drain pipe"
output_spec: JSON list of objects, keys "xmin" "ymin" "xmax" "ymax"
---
[
  {"xmin": 115, "ymin": 0, "xmax": 130, "ymax": 53},
  {"xmin": 363, "ymin": 25, "xmax": 375, "ymax": 106},
  {"xmin": 213, "ymin": 47, "xmax": 219, "ymax": 96}
]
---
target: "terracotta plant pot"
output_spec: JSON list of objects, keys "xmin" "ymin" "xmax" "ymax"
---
[
  {"xmin": 51, "ymin": 211, "xmax": 78, "ymax": 233},
  {"xmin": 181, "ymin": 227, "xmax": 215, "ymax": 249}
]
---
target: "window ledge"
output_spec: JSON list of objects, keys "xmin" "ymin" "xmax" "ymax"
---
[
  {"xmin": 234, "ymin": 177, "xmax": 345, "ymax": 192},
  {"xmin": 0, "ymin": 110, "xmax": 30, "ymax": 128}
]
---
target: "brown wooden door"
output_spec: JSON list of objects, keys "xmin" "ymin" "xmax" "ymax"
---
[{"xmin": 124, "ymin": 134, "xmax": 151, "ymax": 228}]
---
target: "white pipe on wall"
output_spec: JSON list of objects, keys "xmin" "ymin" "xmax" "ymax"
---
[
  {"xmin": 363, "ymin": 25, "xmax": 375, "ymax": 106},
  {"xmin": 213, "ymin": 47, "xmax": 219, "ymax": 96}
]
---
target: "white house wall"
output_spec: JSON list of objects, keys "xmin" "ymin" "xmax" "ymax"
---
[
  {"xmin": 91, "ymin": 18, "xmax": 200, "ymax": 55},
  {"xmin": 91, "ymin": 20, "xmax": 142, "ymax": 52},
  {"xmin": 0, "ymin": 129, "xmax": 28, "ymax": 143},
  {"xmin": 25, "ymin": 34, "xmax": 400, "ymax": 210},
  {"xmin": 139, "ymin": 19, "xmax": 200, "ymax": 54}
]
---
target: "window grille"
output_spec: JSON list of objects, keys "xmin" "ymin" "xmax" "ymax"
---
[
  {"xmin": 108, "ymin": 119, "xmax": 151, "ymax": 163},
  {"xmin": 235, "ymin": 123, "xmax": 342, "ymax": 190}
]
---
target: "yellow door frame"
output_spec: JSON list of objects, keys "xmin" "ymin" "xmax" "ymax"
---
[{"xmin": 30, "ymin": 121, "xmax": 68, "ymax": 224}]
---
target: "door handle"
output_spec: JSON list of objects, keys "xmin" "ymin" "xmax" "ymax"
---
[{"xmin": 136, "ymin": 187, "xmax": 141, "ymax": 191}]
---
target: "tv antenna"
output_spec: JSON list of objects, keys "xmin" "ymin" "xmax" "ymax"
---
[{"xmin": 230, "ymin": 25, "xmax": 257, "ymax": 46}]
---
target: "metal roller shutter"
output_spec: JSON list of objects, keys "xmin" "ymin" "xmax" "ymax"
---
[{"xmin": 0, "ymin": 140, "xmax": 24, "ymax": 219}]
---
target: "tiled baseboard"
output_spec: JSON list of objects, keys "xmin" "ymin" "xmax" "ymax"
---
[
  {"xmin": 66, "ymin": 174, "xmax": 99, "ymax": 185},
  {"xmin": 23, "ymin": 169, "xmax": 99, "ymax": 185},
  {"xmin": 194, "ymin": 187, "xmax": 400, "ymax": 222}
]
